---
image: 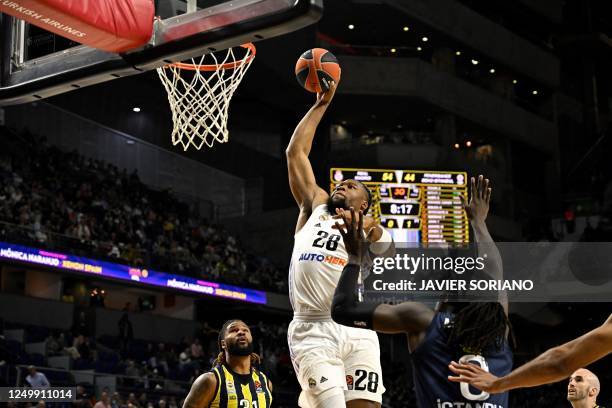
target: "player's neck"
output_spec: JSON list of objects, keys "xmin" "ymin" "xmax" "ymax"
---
[{"xmin": 226, "ymin": 354, "xmax": 251, "ymax": 375}]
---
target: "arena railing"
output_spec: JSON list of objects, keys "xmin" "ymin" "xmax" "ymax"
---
[{"xmin": 14, "ymin": 364, "xmax": 192, "ymax": 397}]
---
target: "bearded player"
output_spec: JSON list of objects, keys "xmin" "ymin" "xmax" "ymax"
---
[
  {"xmin": 285, "ymin": 82, "xmax": 393, "ymax": 408},
  {"xmin": 183, "ymin": 320, "xmax": 273, "ymax": 408}
]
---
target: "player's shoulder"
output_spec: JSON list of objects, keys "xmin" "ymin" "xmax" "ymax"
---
[
  {"xmin": 193, "ymin": 371, "xmax": 218, "ymax": 390},
  {"xmin": 312, "ymin": 202, "xmax": 329, "ymax": 215}
]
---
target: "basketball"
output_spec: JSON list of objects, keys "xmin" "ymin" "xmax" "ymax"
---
[{"xmin": 295, "ymin": 48, "xmax": 341, "ymax": 93}]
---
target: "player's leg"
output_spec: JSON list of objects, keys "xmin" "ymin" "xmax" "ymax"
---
[
  {"xmin": 301, "ymin": 387, "xmax": 346, "ymax": 408},
  {"xmin": 343, "ymin": 328, "xmax": 385, "ymax": 407},
  {"xmin": 288, "ymin": 320, "xmax": 348, "ymax": 408}
]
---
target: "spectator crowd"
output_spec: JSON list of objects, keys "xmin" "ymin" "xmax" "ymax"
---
[{"xmin": 0, "ymin": 129, "xmax": 287, "ymax": 293}]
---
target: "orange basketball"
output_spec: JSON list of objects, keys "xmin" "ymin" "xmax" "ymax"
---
[{"xmin": 295, "ymin": 48, "xmax": 341, "ymax": 93}]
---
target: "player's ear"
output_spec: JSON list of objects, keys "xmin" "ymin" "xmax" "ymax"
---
[
  {"xmin": 220, "ymin": 339, "xmax": 227, "ymax": 351},
  {"xmin": 360, "ymin": 200, "xmax": 368, "ymax": 213}
]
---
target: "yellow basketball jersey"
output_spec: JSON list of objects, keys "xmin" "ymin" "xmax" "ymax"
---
[{"xmin": 209, "ymin": 364, "xmax": 272, "ymax": 408}]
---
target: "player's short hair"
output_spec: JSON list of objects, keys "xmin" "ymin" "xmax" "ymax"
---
[{"xmin": 355, "ymin": 180, "xmax": 372, "ymax": 214}]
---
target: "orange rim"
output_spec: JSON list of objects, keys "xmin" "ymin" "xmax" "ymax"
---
[{"xmin": 166, "ymin": 43, "xmax": 256, "ymax": 71}]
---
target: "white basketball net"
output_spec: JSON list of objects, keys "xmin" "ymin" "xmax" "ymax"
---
[{"xmin": 157, "ymin": 44, "xmax": 255, "ymax": 150}]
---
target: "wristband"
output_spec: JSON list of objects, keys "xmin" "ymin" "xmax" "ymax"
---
[{"xmin": 370, "ymin": 227, "xmax": 392, "ymax": 255}]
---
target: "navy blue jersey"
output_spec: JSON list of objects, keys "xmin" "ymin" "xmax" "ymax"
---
[{"xmin": 411, "ymin": 312, "xmax": 513, "ymax": 408}]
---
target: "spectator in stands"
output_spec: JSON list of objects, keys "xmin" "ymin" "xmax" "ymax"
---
[
  {"xmin": 75, "ymin": 385, "xmax": 93, "ymax": 408},
  {"xmin": 110, "ymin": 392, "xmax": 123, "ymax": 408},
  {"xmin": 25, "ymin": 366, "xmax": 50, "ymax": 388},
  {"xmin": 127, "ymin": 392, "xmax": 140, "ymax": 408},
  {"xmin": 72, "ymin": 311, "xmax": 89, "ymax": 337},
  {"xmin": 74, "ymin": 334, "xmax": 92, "ymax": 361},
  {"xmin": 155, "ymin": 343, "xmax": 170, "ymax": 375},
  {"xmin": 118, "ymin": 305, "xmax": 133, "ymax": 356},
  {"xmin": 44, "ymin": 332, "xmax": 60, "ymax": 356},
  {"xmin": 0, "ymin": 332, "xmax": 11, "ymax": 366},
  {"xmin": 138, "ymin": 393, "xmax": 148, "ymax": 408},
  {"xmin": 167, "ymin": 396, "xmax": 178, "ymax": 408},
  {"xmin": 190, "ymin": 338, "xmax": 203, "ymax": 360},
  {"xmin": 178, "ymin": 348, "xmax": 191, "ymax": 370},
  {"xmin": 93, "ymin": 392, "xmax": 111, "ymax": 408}
]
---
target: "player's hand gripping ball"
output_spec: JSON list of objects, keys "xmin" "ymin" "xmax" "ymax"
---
[{"xmin": 295, "ymin": 48, "xmax": 341, "ymax": 93}]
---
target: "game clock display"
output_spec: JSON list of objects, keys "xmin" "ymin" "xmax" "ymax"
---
[{"xmin": 330, "ymin": 168, "xmax": 469, "ymax": 243}]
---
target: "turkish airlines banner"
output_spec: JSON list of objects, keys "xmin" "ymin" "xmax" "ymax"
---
[{"xmin": 0, "ymin": 0, "xmax": 154, "ymax": 53}]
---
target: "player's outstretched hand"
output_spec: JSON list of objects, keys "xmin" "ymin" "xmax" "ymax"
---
[
  {"xmin": 460, "ymin": 175, "xmax": 491, "ymax": 225},
  {"xmin": 334, "ymin": 207, "xmax": 364, "ymax": 258},
  {"xmin": 447, "ymin": 361, "xmax": 503, "ymax": 394},
  {"xmin": 332, "ymin": 208, "xmax": 379, "ymax": 240},
  {"xmin": 316, "ymin": 81, "xmax": 337, "ymax": 106}
]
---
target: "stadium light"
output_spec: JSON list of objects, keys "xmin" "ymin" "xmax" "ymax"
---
[
  {"xmin": 132, "ymin": 107, "xmax": 141, "ymax": 112},
  {"xmin": 348, "ymin": 24, "xmax": 355, "ymax": 30}
]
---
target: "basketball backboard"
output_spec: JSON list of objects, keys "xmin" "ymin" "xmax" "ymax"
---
[{"xmin": 0, "ymin": 0, "xmax": 323, "ymax": 106}]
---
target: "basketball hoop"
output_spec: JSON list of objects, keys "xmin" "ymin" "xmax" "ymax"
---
[{"xmin": 157, "ymin": 43, "xmax": 256, "ymax": 150}]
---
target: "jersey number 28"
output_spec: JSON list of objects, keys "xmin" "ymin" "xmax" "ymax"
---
[{"xmin": 312, "ymin": 231, "xmax": 341, "ymax": 251}]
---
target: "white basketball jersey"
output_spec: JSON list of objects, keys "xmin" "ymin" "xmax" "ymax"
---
[{"xmin": 288, "ymin": 204, "xmax": 350, "ymax": 315}]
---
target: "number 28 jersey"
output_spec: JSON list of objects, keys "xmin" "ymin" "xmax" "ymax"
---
[{"xmin": 289, "ymin": 204, "xmax": 350, "ymax": 315}]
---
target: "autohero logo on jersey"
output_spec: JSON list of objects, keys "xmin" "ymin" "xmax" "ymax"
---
[{"xmin": 298, "ymin": 252, "xmax": 348, "ymax": 267}]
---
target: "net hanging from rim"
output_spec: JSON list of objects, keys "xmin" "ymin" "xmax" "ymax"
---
[{"xmin": 157, "ymin": 43, "xmax": 256, "ymax": 150}]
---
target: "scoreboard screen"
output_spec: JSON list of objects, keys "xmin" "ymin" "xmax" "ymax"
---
[{"xmin": 330, "ymin": 168, "xmax": 469, "ymax": 243}]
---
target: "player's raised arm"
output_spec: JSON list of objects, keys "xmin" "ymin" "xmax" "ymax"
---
[
  {"xmin": 448, "ymin": 314, "xmax": 612, "ymax": 393},
  {"xmin": 285, "ymin": 83, "xmax": 337, "ymax": 218},
  {"xmin": 461, "ymin": 175, "xmax": 507, "ymax": 314},
  {"xmin": 331, "ymin": 208, "xmax": 434, "ymax": 333},
  {"xmin": 182, "ymin": 372, "xmax": 217, "ymax": 408}
]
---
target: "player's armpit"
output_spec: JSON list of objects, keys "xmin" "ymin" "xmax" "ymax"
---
[
  {"xmin": 372, "ymin": 302, "xmax": 434, "ymax": 335},
  {"xmin": 183, "ymin": 372, "xmax": 217, "ymax": 408}
]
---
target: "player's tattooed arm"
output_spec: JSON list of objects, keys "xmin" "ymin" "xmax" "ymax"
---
[
  {"xmin": 461, "ymin": 175, "xmax": 507, "ymax": 314},
  {"xmin": 286, "ymin": 82, "xmax": 337, "ymax": 219},
  {"xmin": 182, "ymin": 372, "xmax": 217, "ymax": 408},
  {"xmin": 448, "ymin": 314, "xmax": 612, "ymax": 393}
]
